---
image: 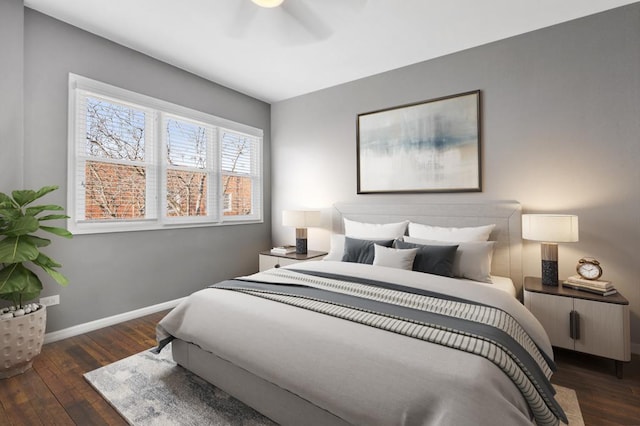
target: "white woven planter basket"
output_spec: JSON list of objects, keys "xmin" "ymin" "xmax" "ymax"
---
[{"xmin": 0, "ymin": 305, "xmax": 47, "ymax": 379}]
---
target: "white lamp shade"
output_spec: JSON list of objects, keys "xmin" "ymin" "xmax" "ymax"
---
[
  {"xmin": 282, "ymin": 210, "xmax": 321, "ymax": 228},
  {"xmin": 522, "ymin": 214, "xmax": 579, "ymax": 243}
]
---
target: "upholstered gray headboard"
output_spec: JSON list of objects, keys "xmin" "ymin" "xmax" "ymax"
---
[{"xmin": 332, "ymin": 201, "xmax": 523, "ymax": 296}]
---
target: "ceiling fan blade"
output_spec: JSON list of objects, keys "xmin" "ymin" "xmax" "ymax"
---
[
  {"xmin": 281, "ymin": 0, "xmax": 333, "ymax": 41},
  {"xmin": 227, "ymin": 1, "xmax": 259, "ymax": 39}
]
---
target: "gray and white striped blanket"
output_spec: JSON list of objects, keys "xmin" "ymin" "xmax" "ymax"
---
[{"xmin": 212, "ymin": 268, "xmax": 567, "ymax": 426}]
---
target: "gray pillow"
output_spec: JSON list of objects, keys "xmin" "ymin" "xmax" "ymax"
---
[
  {"xmin": 404, "ymin": 237, "xmax": 495, "ymax": 283},
  {"xmin": 342, "ymin": 237, "xmax": 394, "ymax": 264},
  {"xmin": 395, "ymin": 240, "xmax": 458, "ymax": 277}
]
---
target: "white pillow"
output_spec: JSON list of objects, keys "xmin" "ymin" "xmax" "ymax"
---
[
  {"xmin": 404, "ymin": 236, "xmax": 495, "ymax": 283},
  {"xmin": 323, "ymin": 234, "xmax": 346, "ymax": 261},
  {"xmin": 408, "ymin": 222, "xmax": 495, "ymax": 242},
  {"xmin": 344, "ymin": 218, "xmax": 408, "ymax": 239},
  {"xmin": 372, "ymin": 244, "xmax": 417, "ymax": 270}
]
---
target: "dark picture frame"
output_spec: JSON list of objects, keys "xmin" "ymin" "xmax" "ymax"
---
[{"xmin": 357, "ymin": 90, "xmax": 481, "ymax": 194}]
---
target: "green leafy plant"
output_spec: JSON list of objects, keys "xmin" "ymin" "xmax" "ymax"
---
[{"xmin": 0, "ymin": 186, "xmax": 72, "ymax": 309}]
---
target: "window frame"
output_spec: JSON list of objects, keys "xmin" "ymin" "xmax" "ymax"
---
[{"xmin": 67, "ymin": 74, "xmax": 263, "ymax": 235}]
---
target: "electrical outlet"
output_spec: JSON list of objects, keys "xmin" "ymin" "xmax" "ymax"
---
[{"xmin": 40, "ymin": 295, "xmax": 60, "ymax": 307}]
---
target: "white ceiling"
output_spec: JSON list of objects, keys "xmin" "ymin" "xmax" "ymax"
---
[{"xmin": 24, "ymin": 0, "xmax": 637, "ymax": 103}]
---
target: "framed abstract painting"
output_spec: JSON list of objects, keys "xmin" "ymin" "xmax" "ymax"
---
[{"xmin": 357, "ymin": 90, "xmax": 481, "ymax": 193}]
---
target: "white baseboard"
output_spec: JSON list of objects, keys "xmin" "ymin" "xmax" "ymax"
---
[{"xmin": 43, "ymin": 297, "xmax": 185, "ymax": 344}]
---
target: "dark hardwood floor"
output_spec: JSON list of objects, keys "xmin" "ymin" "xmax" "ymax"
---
[
  {"xmin": 0, "ymin": 310, "xmax": 168, "ymax": 426},
  {"xmin": 551, "ymin": 348, "xmax": 640, "ymax": 425},
  {"xmin": 0, "ymin": 311, "xmax": 638, "ymax": 425}
]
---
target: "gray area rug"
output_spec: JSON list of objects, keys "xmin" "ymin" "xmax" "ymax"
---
[
  {"xmin": 84, "ymin": 343, "xmax": 277, "ymax": 425},
  {"xmin": 555, "ymin": 385, "xmax": 585, "ymax": 426},
  {"xmin": 85, "ymin": 344, "xmax": 583, "ymax": 426}
]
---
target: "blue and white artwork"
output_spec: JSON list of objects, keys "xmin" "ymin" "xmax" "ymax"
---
[{"xmin": 357, "ymin": 91, "xmax": 480, "ymax": 193}]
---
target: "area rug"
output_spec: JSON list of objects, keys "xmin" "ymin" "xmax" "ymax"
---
[
  {"xmin": 554, "ymin": 385, "xmax": 585, "ymax": 426},
  {"xmin": 84, "ymin": 343, "xmax": 276, "ymax": 425},
  {"xmin": 85, "ymin": 345, "xmax": 584, "ymax": 426}
]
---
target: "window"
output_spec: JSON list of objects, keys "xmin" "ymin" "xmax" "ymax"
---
[
  {"xmin": 221, "ymin": 130, "xmax": 260, "ymax": 217},
  {"xmin": 163, "ymin": 116, "xmax": 213, "ymax": 222},
  {"xmin": 68, "ymin": 74, "xmax": 263, "ymax": 234}
]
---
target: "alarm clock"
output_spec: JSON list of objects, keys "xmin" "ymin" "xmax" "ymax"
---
[{"xmin": 576, "ymin": 257, "xmax": 603, "ymax": 280}]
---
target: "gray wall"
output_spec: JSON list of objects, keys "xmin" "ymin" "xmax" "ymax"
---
[
  {"xmin": 21, "ymin": 9, "xmax": 271, "ymax": 332},
  {"xmin": 0, "ymin": 0, "xmax": 24, "ymax": 189},
  {"xmin": 272, "ymin": 5, "xmax": 640, "ymax": 347}
]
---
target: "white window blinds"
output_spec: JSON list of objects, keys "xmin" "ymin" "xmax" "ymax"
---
[
  {"xmin": 68, "ymin": 74, "xmax": 263, "ymax": 234},
  {"xmin": 221, "ymin": 130, "xmax": 261, "ymax": 219},
  {"xmin": 74, "ymin": 93, "xmax": 156, "ymax": 223}
]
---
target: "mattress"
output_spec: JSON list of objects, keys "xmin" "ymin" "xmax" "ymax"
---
[
  {"xmin": 487, "ymin": 275, "xmax": 516, "ymax": 296},
  {"xmin": 157, "ymin": 261, "xmax": 562, "ymax": 425}
]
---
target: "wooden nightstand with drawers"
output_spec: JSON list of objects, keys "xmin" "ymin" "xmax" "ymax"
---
[
  {"xmin": 259, "ymin": 250, "xmax": 327, "ymax": 272},
  {"xmin": 523, "ymin": 276, "xmax": 630, "ymax": 378}
]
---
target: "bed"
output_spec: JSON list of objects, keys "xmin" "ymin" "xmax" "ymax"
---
[{"xmin": 156, "ymin": 201, "xmax": 567, "ymax": 426}]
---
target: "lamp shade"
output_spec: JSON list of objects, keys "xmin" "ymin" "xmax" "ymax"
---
[
  {"xmin": 522, "ymin": 214, "xmax": 579, "ymax": 243},
  {"xmin": 282, "ymin": 210, "xmax": 321, "ymax": 228}
]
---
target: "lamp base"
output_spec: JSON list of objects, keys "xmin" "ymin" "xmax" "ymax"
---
[
  {"xmin": 295, "ymin": 238, "xmax": 308, "ymax": 254},
  {"xmin": 295, "ymin": 228, "xmax": 308, "ymax": 254},
  {"xmin": 541, "ymin": 260, "xmax": 559, "ymax": 286}
]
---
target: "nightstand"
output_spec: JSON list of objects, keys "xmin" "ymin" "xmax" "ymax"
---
[
  {"xmin": 259, "ymin": 250, "xmax": 327, "ymax": 272},
  {"xmin": 523, "ymin": 276, "xmax": 630, "ymax": 378}
]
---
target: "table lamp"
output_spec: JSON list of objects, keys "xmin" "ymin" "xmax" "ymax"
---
[
  {"xmin": 522, "ymin": 214, "xmax": 579, "ymax": 286},
  {"xmin": 282, "ymin": 210, "xmax": 321, "ymax": 254}
]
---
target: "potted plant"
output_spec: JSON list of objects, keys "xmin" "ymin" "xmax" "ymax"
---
[{"xmin": 0, "ymin": 185, "xmax": 72, "ymax": 378}]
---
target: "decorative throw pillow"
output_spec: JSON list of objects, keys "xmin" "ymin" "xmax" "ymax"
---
[
  {"xmin": 341, "ymin": 237, "xmax": 394, "ymax": 264},
  {"xmin": 372, "ymin": 244, "xmax": 418, "ymax": 270},
  {"xmin": 323, "ymin": 234, "xmax": 346, "ymax": 261},
  {"xmin": 408, "ymin": 222, "xmax": 495, "ymax": 242},
  {"xmin": 404, "ymin": 236, "xmax": 495, "ymax": 283},
  {"xmin": 395, "ymin": 240, "xmax": 458, "ymax": 277},
  {"xmin": 344, "ymin": 218, "xmax": 408, "ymax": 239}
]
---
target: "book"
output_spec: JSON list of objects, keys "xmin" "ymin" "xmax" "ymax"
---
[
  {"xmin": 562, "ymin": 280, "xmax": 610, "ymax": 290},
  {"xmin": 565, "ymin": 275, "xmax": 612, "ymax": 289},
  {"xmin": 562, "ymin": 282, "xmax": 618, "ymax": 296},
  {"xmin": 562, "ymin": 279, "xmax": 615, "ymax": 291},
  {"xmin": 270, "ymin": 245, "xmax": 296, "ymax": 255}
]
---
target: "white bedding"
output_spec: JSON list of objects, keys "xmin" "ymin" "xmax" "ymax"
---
[
  {"xmin": 157, "ymin": 261, "xmax": 556, "ymax": 425},
  {"xmin": 485, "ymin": 275, "xmax": 516, "ymax": 296}
]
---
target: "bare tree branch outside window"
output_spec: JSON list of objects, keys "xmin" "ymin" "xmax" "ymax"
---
[
  {"xmin": 84, "ymin": 98, "xmax": 147, "ymax": 219},
  {"xmin": 165, "ymin": 119, "xmax": 208, "ymax": 217},
  {"xmin": 222, "ymin": 132, "xmax": 254, "ymax": 216}
]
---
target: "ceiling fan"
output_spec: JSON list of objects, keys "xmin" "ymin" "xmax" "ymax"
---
[
  {"xmin": 251, "ymin": 0, "xmax": 286, "ymax": 7},
  {"xmin": 228, "ymin": 0, "xmax": 366, "ymax": 44}
]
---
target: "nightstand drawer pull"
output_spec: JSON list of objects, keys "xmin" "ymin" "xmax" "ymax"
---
[{"xmin": 569, "ymin": 310, "xmax": 580, "ymax": 340}]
